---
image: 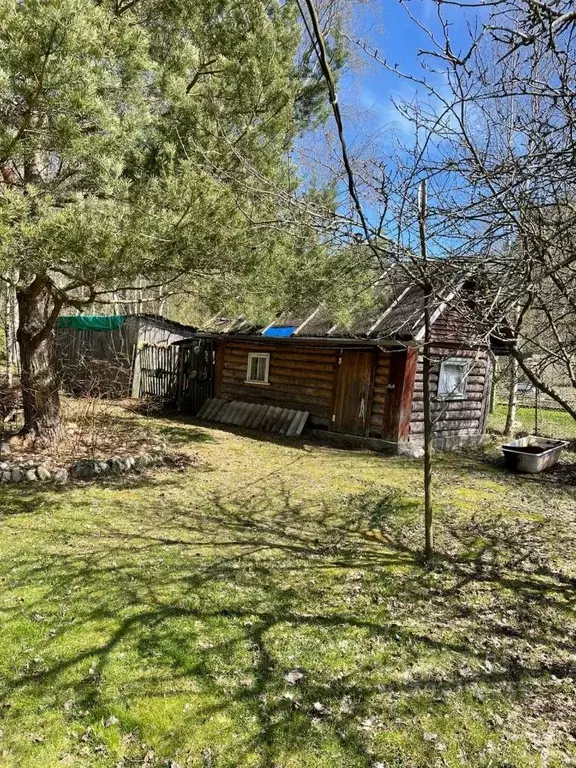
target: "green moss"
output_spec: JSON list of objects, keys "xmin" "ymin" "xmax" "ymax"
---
[{"xmin": 0, "ymin": 407, "xmax": 574, "ymax": 766}]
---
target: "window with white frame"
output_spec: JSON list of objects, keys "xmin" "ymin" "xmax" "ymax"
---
[
  {"xmin": 246, "ymin": 352, "xmax": 270, "ymax": 384},
  {"xmin": 437, "ymin": 358, "xmax": 469, "ymax": 400}
]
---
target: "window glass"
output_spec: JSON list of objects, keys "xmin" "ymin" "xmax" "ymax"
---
[
  {"xmin": 247, "ymin": 353, "xmax": 269, "ymax": 383},
  {"xmin": 438, "ymin": 360, "xmax": 468, "ymax": 399}
]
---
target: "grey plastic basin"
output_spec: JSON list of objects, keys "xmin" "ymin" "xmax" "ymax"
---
[{"xmin": 501, "ymin": 435, "xmax": 569, "ymax": 474}]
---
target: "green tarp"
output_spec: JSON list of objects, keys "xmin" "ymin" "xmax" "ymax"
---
[{"xmin": 56, "ymin": 315, "xmax": 125, "ymax": 331}]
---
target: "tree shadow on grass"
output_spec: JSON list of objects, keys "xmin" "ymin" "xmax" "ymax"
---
[{"xmin": 0, "ymin": 477, "xmax": 575, "ymax": 766}]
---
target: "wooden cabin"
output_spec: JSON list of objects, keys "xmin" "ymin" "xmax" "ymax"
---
[
  {"xmin": 56, "ymin": 314, "xmax": 196, "ymax": 398},
  {"xmin": 185, "ymin": 284, "xmax": 495, "ymax": 452}
]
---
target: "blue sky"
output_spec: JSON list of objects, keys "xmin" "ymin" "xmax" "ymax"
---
[
  {"xmin": 296, "ymin": 0, "xmax": 483, "ymax": 248},
  {"xmin": 297, "ymin": 0, "xmax": 477, "ymax": 184},
  {"xmin": 338, "ymin": 0, "xmax": 476, "ymax": 151}
]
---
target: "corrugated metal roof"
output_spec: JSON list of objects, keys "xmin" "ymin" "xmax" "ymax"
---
[
  {"xmin": 199, "ymin": 267, "xmax": 468, "ymax": 342},
  {"xmin": 198, "ymin": 398, "xmax": 309, "ymax": 436}
]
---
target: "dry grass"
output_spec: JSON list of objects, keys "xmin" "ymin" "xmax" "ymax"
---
[{"xmin": 0, "ymin": 405, "xmax": 575, "ymax": 767}]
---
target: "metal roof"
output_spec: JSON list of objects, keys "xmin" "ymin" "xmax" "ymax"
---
[{"xmin": 197, "ymin": 282, "xmax": 453, "ymax": 343}]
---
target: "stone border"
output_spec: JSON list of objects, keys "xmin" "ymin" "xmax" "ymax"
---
[{"xmin": 0, "ymin": 454, "xmax": 165, "ymax": 485}]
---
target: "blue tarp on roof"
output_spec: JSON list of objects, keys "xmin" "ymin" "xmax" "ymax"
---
[{"xmin": 262, "ymin": 326, "xmax": 297, "ymax": 338}]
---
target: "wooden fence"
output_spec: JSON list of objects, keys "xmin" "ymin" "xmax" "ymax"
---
[
  {"xmin": 138, "ymin": 345, "xmax": 179, "ymax": 400},
  {"xmin": 137, "ymin": 340, "xmax": 215, "ymax": 414}
]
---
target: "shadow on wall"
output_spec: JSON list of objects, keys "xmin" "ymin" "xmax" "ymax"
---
[{"xmin": 0, "ymin": 473, "xmax": 575, "ymax": 766}]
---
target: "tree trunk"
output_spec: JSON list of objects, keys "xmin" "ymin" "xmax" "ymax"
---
[
  {"xmin": 16, "ymin": 276, "xmax": 62, "ymax": 444},
  {"xmin": 4, "ymin": 280, "xmax": 17, "ymax": 387},
  {"xmin": 504, "ymin": 356, "xmax": 518, "ymax": 437},
  {"xmin": 418, "ymin": 180, "xmax": 433, "ymax": 561},
  {"xmin": 489, "ymin": 353, "xmax": 497, "ymax": 414}
]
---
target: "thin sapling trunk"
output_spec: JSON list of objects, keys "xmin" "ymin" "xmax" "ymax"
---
[
  {"xmin": 418, "ymin": 180, "xmax": 434, "ymax": 560},
  {"xmin": 504, "ymin": 356, "xmax": 518, "ymax": 437}
]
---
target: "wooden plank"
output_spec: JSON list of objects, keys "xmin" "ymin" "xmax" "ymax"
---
[
  {"xmin": 268, "ymin": 372, "xmax": 335, "ymax": 390},
  {"xmin": 278, "ymin": 408, "xmax": 296, "ymax": 435},
  {"xmin": 218, "ymin": 383, "xmax": 331, "ymax": 409},
  {"xmin": 223, "ymin": 359, "xmax": 337, "ymax": 377},
  {"xmin": 251, "ymin": 404, "xmax": 271, "ymax": 430},
  {"xmin": 411, "ymin": 419, "xmax": 480, "ymax": 434},
  {"xmin": 214, "ymin": 341, "xmax": 224, "ymax": 398},
  {"xmin": 428, "ymin": 427, "xmax": 482, "ymax": 438},
  {"xmin": 217, "ymin": 388, "xmax": 330, "ymax": 413},
  {"xmin": 291, "ymin": 410, "xmax": 310, "ymax": 436},
  {"xmin": 264, "ymin": 406, "xmax": 283, "ymax": 433},
  {"xmin": 412, "ymin": 408, "xmax": 484, "ymax": 424},
  {"xmin": 412, "ymin": 383, "xmax": 485, "ymax": 398},
  {"xmin": 382, "ymin": 347, "xmax": 418, "ymax": 442},
  {"xmin": 197, "ymin": 398, "xmax": 215, "ymax": 419},
  {"xmin": 411, "ymin": 400, "xmax": 483, "ymax": 413},
  {"xmin": 224, "ymin": 342, "xmax": 336, "ymax": 357},
  {"xmin": 218, "ymin": 401, "xmax": 238, "ymax": 424},
  {"xmin": 224, "ymin": 348, "xmax": 337, "ymax": 365},
  {"xmin": 208, "ymin": 398, "xmax": 227, "ymax": 421}
]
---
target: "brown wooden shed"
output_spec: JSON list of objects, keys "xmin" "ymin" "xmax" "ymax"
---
[
  {"xmin": 189, "ymin": 283, "xmax": 495, "ymax": 452},
  {"xmin": 56, "ymin": 313, "xmax": 196, "ymax": 398}
]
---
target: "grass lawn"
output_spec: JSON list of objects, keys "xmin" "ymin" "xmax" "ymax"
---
[
  {"xmin": 1, "ymin": 409, "xmax": 576, "ymax": 767},
  {"xmin": 490, "ymin": 404, "xmax": 576, "ymax": 440}
]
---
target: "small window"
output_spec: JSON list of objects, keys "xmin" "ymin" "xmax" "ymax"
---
[
  {"xmin": 437, "ymin": 358, "xmax": 469, "ymax": 400},
  {"xmin": 246, "ymin": 352, "xmax": 270, "ymax": 384}
]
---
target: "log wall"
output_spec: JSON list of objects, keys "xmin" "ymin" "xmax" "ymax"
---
[
  {"xmin": 368, "ymin": 350, "xmax": 391, "ymax": 437},
  {"xmin": 214, "ymin": 338, "xmax": 491, "ymax": 445},
  {"xmin": 215, "ymin": 340, "xmax": 340, "ymax": 429},
  {"xmin": 409, "ymin": 345, "xmax": 491, "ymax": 441}
]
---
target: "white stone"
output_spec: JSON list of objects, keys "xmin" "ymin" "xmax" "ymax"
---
[
  {"xmin": 25, "ymin": 468, "xmax": 38, "ymax": 482},
  {"xmin": 10, "ymin": 468, "xmax": 22, "ymax": 483},
  {"xmin": 53, "ymin": 469, "xmax": 69, "ymax": 485},
  {"xmin": 398, "ymin": 443, "xmax": 425, "ymax": 459},
  {"xmin": 36, "ymin": 466, "xmax": 51, "ymax": 482}
]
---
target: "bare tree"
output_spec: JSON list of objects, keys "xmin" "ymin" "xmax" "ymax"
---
[{"xmin": 339, "ymin": 0, "xmax": 576, "ymax": 422}]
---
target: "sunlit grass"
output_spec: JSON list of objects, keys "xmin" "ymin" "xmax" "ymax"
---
[
  {"xmin": 489, "ymin": 403, "xmax": 576, "ymax": 439},
  {"xmin": 0, "ymin": 409, "xmax": 575, "ymax": 767}
]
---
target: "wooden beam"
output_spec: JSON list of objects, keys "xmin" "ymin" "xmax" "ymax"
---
[
  {"xmin": 293, "ymin": 306, "xmax": 321, "ymax": 336},
  {"xmin": 368, "ymin": 285, "xmax": 412, "ymax": 337},
  {"xmin": 381, "ymin": 346, "xmax": 418, "ymax": 443},
  {"xmin": 214, "ymin": 339, "xmax": 224, "ymax": 398}
]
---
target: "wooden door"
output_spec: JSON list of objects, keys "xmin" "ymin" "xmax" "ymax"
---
[
  {"xmin": 177, "ymin": 339, "xmax": 216, "ymax": 414},
  {"xmin": 333, "ymin": 350, "xmax": 376, "ymax": 435}
]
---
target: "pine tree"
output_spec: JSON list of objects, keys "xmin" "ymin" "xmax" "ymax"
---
[{"xmin": 0, "ymin": 0, "xmax": 340, "ymax": 441}]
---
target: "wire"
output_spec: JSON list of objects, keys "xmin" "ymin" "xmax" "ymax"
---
[{"xmin": 297, "ymin": 0, "xmax": 384, "ymax": 265}]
